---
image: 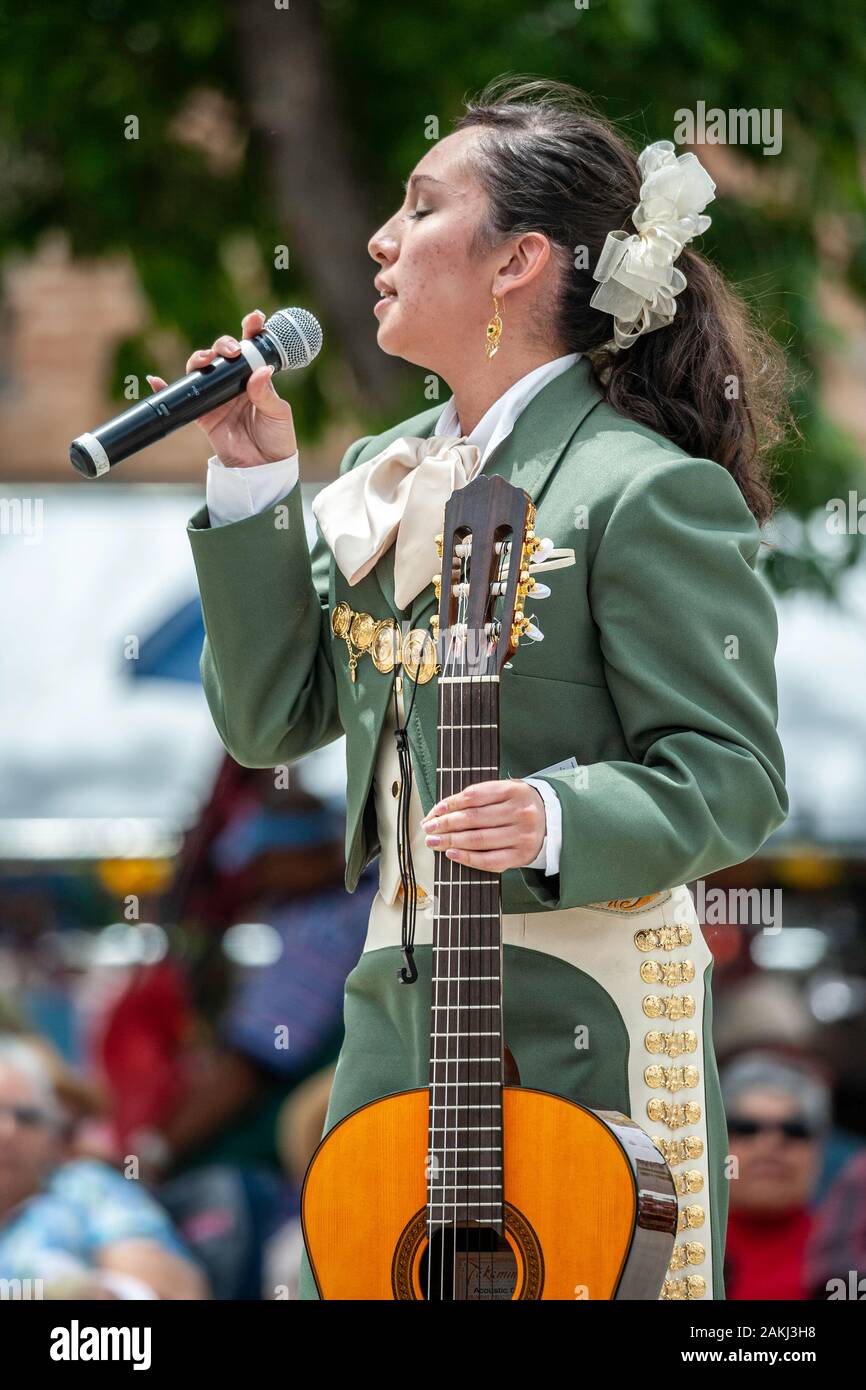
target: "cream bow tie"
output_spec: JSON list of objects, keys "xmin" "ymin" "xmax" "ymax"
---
[{"xmin": 311, "ymin": 434, "xmax": 482, "ymax": 610}]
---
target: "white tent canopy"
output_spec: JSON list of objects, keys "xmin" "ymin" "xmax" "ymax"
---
[{"xmin": 0, "ymin": 482, "xmax": 863, "ymax": 857}]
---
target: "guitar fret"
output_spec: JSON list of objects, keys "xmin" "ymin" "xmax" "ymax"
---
[
  {"xmin": 436, "ymin": 767, "xmax": 497, "ymax": 778},
  {"xmin": 431, "ymin": 1151, "xmax": 500, "ymax": 1158},
  {"xmin": 437, "ymin": 722, "xmax": 498, "ymax": 729},
  {"xmin": 428, "ymin": 1156, "xmax": 500, "ymax": 1167},
  {"xmin": 430, "ymin": 1104, "xmax": 500, "ymax": 1111},
  {"xmin": 429, "ymin": 1183, "xmax": 502, "ymax": 1190},
  {"xmin": 433, "ymin": 945, "xmax": 500, "ymax": 956},
  {"xmin": 429, "ymin": 1085, "xmax": 501, "ymax": 1092},
  {"xmin": 427, "ymin": 1207, "xmax": 503, "ymax": 1216},
  {"xmin": 431, "ymin": 1164, "xmax": 501, "ymax": 1171},
  {"xmin": 432, "ymin": 976, "xmax": 499, "ymax": 983},
  {"xmin": 434, "ymin": 913, "xmax": 500, "ymax": 922},
  {"xmin": 431, "ymin": 1030, "xmax": 500, "ymax": 1037},
  {"xmin": 430, "ymin": 1060, "xmax": 502, "ymax": 1066},
  {"xmin": 428, "ymin": 1210, "xmax": 503, "ymax": 1217}
]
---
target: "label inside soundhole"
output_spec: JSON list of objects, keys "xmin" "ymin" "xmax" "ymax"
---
[
  {"xmin": 419, "ymin": 1224, "xmax": 518, "ymax": 1301},
  {"xmin": 453, "ymin": 1249, "xmax": 518, "ymax": 1301}
]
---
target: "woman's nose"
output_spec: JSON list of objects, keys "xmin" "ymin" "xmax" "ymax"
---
[{"xmin": 368, "ymin": 222, "xmax": 398, "ymax": 266}]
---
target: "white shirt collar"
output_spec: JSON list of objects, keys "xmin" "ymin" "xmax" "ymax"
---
[{"xmin": 434, "ymin": 352, "xmax": 580, "ymax": 465}]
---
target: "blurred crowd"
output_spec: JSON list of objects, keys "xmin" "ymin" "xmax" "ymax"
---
[
  {"xmin": 0, "ymin": 763, "xmax": 864, "ymax": 1300},
  {"xmin": 0, "ymin": 759, "xmax": 376, "ymax": 1299}
]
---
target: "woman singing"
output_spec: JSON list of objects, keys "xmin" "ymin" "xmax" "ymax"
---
[{"xmin": 162, "ymin": 77, "xmax": 790, "ymax": 1300}]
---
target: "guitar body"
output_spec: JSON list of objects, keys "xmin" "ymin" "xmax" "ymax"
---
[{"xmin": 302, "ymin": 1086, "xmax": 677, "ymax": 1300}]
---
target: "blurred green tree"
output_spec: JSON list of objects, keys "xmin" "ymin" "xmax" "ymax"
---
[{"xmin": 1, "ymin": 0, "xmax": 864, "ymax": 589}]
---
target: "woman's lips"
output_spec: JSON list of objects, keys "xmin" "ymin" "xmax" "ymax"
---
[{"xmin": 373, "ymin": 293, "xmax": 398, "ymax": 316}]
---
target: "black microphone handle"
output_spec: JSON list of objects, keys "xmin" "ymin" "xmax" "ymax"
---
[{"xmin": 69, "ymin": 332, "xmax": 283, "ymax": 478}]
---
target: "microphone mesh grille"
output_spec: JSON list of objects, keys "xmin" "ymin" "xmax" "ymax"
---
[{"xmin": 265, "ymin": 308, "xmax": 324, "ymax": 369}]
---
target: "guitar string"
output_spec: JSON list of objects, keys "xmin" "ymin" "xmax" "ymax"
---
[
  {"xmin": 448, "ymin": 610, "xmax": 462, "ymax": 1301},
  {"xmin": 446, "ymin": 555, "xmax": 461, "ymax": 1300},
  {"xmin": 495, "ymin": 538, "xmax": 510, "ymax": 1296},
  {"xmin": 481, "ymin": 544, "xmax": 498, "ymax": 1300},
  {"xmin": 493, "ymin": 539, "xmax": 508, "ymax": 1298},
  {"xmin": 448, "ymin": 560, "xmax": 467, "ymax": 1300},
  {"xmin": 472, "ymin": 620, "xmax": 483, "ymax": 1299},
  {"xmin": 429, "ymin": 617, "xmax": 460, "ymax": 1301}
]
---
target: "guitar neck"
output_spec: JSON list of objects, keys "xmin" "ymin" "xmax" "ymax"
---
[{"xmin": 428, "ymin": 672, "xmax": 504, "ymax": 1229}]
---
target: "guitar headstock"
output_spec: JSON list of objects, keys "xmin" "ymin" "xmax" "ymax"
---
[{"xmin": 432, "ymin": 474, "xmax": 544, "ymax": 679}]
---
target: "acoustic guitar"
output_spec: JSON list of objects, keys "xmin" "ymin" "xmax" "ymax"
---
[{"xmin": 302, "ymin": 473, "xmax": 678, "ymax": 1299}]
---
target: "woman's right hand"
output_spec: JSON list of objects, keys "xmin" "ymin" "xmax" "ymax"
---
[{"xmin": 146, "ymin": 309, "xmax": 298, "ymax": 468}]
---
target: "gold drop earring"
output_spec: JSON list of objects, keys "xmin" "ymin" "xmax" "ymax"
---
[{"xmin": 484, "ymin": 293, "xmax": 503, "ymax": 359}]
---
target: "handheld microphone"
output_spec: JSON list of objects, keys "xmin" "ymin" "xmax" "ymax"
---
[{"xmin": 69, "ymin": 307, "xmax": 323, "ymax": 478}]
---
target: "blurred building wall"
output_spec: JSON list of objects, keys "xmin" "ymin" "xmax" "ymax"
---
[{"xmin": 0, "ymin": 231, "xmax": 364, "ymax": 485}]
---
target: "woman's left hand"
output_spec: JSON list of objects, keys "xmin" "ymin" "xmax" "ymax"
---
[{"xmin": 421, "ymin": 779, "xmax": 545, "ymax": 871}]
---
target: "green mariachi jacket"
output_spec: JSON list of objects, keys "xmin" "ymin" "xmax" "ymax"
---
[{"xmin": 187, "ymin": 355, "xmax": 788, "ymax": 916}]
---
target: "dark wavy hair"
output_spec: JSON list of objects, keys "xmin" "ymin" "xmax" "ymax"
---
[{"xmin": 453, "ymin": 76, "xmax": 793, "ymax": 524}]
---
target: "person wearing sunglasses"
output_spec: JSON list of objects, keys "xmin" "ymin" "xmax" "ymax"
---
[
  {"xmin": 721, "ymin": 1051, "xmax": 831, "ymax": 1301},
  {"xmin": 0, "ymin": 1039, "xmax": 208, "ymax": 1298}
]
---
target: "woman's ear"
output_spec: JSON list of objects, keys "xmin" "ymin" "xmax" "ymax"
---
[{"xmin": 492, "ymin": 231, "xmax": 553, "ymax": 299}]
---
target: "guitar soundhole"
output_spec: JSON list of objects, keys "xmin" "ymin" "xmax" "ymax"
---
[{"xmin": 419, "ymin": 1224, "xmax": 518, "ymax": 1301}]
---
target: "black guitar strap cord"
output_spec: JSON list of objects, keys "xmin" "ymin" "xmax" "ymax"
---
[{"xmin": 393, "ymin": 665, "xmax": 422, "ymax": 984}]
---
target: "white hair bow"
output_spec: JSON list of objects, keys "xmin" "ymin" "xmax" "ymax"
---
[{"xmin": 589, "ymin": 140, "xmax": 716, "ymax": 351}]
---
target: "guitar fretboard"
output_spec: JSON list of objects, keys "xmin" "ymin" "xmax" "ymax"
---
[{"xmin": 428, "ymin": 673, "xmax": 504, "ymax": 1231}]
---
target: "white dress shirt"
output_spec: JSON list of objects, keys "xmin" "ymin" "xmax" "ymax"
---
[{"xmin": 205, "ymin": 351, "xmax": 580, "ymax": 877}]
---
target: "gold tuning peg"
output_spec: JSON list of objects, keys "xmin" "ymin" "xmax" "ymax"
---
[
  {"xmin": 517, "ymin": 567, "xmax": 536, "ymax": 598},
  {"xmin": 433, "ymin": 575, "xmax": 441, "ymax": 601},
  {"xmin": 434, "ymin": 533, "xmax": 443, "ymax": 559}
]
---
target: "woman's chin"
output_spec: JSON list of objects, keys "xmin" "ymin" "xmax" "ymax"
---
[
  {"xmin": 374, "ymin": 316, "xmax": 440, "ymax": 374},
  {"xmin": 376, "ymin": 325, "xmax": 419, "ymax": 364},
  {"xmin": 375, "ymin": 312, "xmax": 403, "ymax": 347}
]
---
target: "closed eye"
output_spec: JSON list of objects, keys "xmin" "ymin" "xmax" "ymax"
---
[{"xmin": 408, "ymin": 208, "xmax": 433, "ymax": 220}]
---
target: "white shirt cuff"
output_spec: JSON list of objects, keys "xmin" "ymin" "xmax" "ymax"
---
[
  {"xmin": 205, "ymin": 453, "xmax": 300, "ymax": 527},
  {"xmin": 523, "ymin": 776, "xmax": 562, "ymax": 876}
]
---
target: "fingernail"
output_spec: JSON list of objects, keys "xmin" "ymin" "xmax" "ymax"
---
[
  {"xmin": 425, "ymin": 835, "xmax": 441, "ymax": 846},
  {"xmin": 227, "ymin": 338, "xmax": 240, "ymax": 351}
]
